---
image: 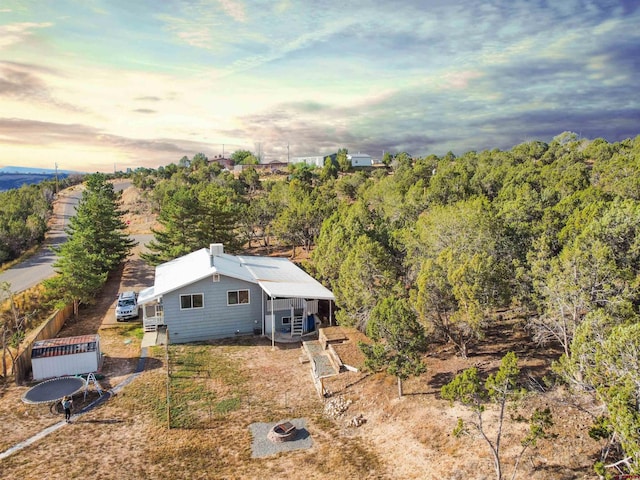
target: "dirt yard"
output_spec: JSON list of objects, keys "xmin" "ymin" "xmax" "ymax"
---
[{"xmin": 0, "ymin": 184, "xmax": 606, "ymax": 479}]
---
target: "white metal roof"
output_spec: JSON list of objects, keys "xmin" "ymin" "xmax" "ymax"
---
[
  {"xmin": 237, "ymin": 255, "xmax": 335, "ymax": 300},
  {"xmin": 138, "ymin": 247, "xmax": 335, "ymax": 305}
]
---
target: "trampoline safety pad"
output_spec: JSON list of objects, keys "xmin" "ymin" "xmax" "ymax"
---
[{"xmin": 22, "ymin": 376, "xmax": 86, "ymax": 404}]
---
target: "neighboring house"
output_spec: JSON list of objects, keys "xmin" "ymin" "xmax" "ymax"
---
[
  {"xmin": 290, "ymin": 155, "xmax": 329, "ymax": 168},
  {"xmin": 347, "ymin": 153, "xmax": 373, "ymax": 167},
  {"xmin": 208, "ymin": 155, "xmax": 234, "ymax": 170},
  {"xmin": 255, "ymin": 160, "xmax": 288, "ymax": 173},
  {"xmin": 137, "ymin": 244, "xmax": 335, "ymax": 345}
]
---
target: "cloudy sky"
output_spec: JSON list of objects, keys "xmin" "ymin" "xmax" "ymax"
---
[{"xmin": 1, "ymin": 1, "xmax": 639, "ymax": 172}]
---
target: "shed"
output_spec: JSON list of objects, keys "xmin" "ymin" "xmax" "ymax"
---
[{"xmin": 30, "ymin": 334, "xmax": 101, "ymax": 381}]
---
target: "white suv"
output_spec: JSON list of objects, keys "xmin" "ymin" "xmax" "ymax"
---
[{"xmin": 115, "ymin": 291, "xmax": 139, "ymax": 322}]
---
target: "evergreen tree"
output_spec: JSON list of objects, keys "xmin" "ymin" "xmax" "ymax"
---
[
  {"xmin": 69, "ymin": 173, "xmax": 136, "ymax": 272},
  {"xmin": 43, "ymin": 173, "xmax": 134, "ymax": 314},
  {"xmin": 44, "ymin": 231, "xmax": 109, "ymax": 315},
  {"xmin": 143, "ymin": 183, "xmax": 243, "ymax": 265},
  {"xmin": 334, "ymin": 234, "xmax": 396, "ymax": 330},
  {"xmin": 359, "ymin": 296, "xmax": 427, "ymax": 397}
]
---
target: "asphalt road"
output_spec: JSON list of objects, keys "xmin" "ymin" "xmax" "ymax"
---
[
  {"xmin": 0, "ymin": 188, "xmax": 83, "ymax": 294},
  {"xmin": 0, "ymin": 181, "xmax": 145, "ymax": 295}
]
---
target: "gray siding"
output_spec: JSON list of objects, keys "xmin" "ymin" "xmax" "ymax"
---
[{"xmin": 163, "ymin": 275, "xmax": 263, "ymax": 344}]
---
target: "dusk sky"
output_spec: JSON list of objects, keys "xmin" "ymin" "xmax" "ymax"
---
[{"xmin": 1, "ymin": 1, "xmax": 639, "ymax": 172}]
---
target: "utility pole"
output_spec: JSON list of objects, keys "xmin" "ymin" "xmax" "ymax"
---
[{"xmin": 54, "ymin": 162, "xmax": 59, "ymax": 195}]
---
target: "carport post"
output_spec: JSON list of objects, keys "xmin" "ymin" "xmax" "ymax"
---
[
  {"xmin": 271, "ymin": 296, "xmax": 275, "ymax": 350},
  {"xmin": 330, "ymin": 300, "xmax": 333, "ymax": 326}
]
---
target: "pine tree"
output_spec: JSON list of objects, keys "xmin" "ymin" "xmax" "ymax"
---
[
  {"xmin": 142, "ymin": 183, "xmax": 243, "ymax": 265},
  {"xmin": 44, "ymin": 173, "xmax": 134, "ymax": 314},
  {"xmin": 69, "ymin": 174, "xmax": 136, "ymax": 272}
]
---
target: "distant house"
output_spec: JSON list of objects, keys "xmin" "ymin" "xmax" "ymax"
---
[
  {"xmin": 137, "ymin": 244, "xmax": 335, "ymax": 345},
  {"xmin": 263, "ymin": 160, "xmax": 288, "ymax": 173},
  {"xmin": 347, "ymin": 153, "xmax": 373, "ymax": 167},
  {"xmin": 208, "ymin": 155, "xmax": 234, "ymax": 170},
  {"xmin": 290, "ymin": 155, "xmax": 330, "ymax": 168}
]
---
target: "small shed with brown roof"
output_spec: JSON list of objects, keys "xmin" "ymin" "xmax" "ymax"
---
[{"xmin": 30, "ymin": 334, "xmax": 101, "ymax": 381}]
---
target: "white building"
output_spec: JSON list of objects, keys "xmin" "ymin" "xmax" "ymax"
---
[
  {"xmin": 347, "ymin": 153, "xmax": 373, "ymax": 167},
  {"xmin": 289, "ymin": 155, "xmax": 328, "ymax": 168},
  {"xmin": 30, "ymin": 334, "xmax": 101, "ymax": 381}
]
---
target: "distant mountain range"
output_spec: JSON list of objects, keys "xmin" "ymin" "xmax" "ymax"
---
[
  {"xmin": 0, "ymin": 166, "xmax": 81, "ymax": 192},
  {"xmin": 0, "ymin": 165, "xmax": 80, "ymax": 175}
]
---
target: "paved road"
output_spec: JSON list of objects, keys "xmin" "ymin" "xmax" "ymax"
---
[
  {"xmin": 0, "ymin": 188, "xmax": 83, "ymax": 294},
  {"xmin": 0, "ymin": 181, "xmax": 141, "ymax": 294}
]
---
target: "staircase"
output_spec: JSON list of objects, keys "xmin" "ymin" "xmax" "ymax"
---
[{"xmin": 291, "ymin": 315, "xmax": 304, "ymax": 336}]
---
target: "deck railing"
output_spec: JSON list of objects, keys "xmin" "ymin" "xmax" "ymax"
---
[{"xmin": 143, "ymin": 304, "xmax": 164, "ymax": 332}]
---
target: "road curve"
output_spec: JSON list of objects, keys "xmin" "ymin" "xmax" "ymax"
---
[
  {"xmin": 0, "ymin": 181, "xmax": 135, "ymax": 295},
  {"xmin": 0, "ymin": 188, "xmax": 83, "ymax": 294}
]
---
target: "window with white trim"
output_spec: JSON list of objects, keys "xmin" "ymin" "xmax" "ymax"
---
[
  {"xmin": 282, "ymin": 316, "xmax": 291, "ymax": 325},
  {"xmin": 180, "ymin": 293, "xmax": 204, "ymax": 310},
  {"xmin": 227, "ymin": 289, "xmax": 249, "ymax": 305}
]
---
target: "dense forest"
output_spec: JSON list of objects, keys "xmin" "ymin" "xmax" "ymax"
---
[{"xmin": 130, "ymin": 132, "xmax": 640, "ymax": 476}]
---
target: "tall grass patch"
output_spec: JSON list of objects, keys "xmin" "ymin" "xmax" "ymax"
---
[{"xmin": 167, "ymin": 344, "xmax": 249, "ymax": 429}]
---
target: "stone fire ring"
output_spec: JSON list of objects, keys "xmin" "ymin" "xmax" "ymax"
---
[
  {"xmin": 249, "ymin": 418, "xmax": 312, "ymax": 458},
  {"xmin": 268, "ymin": 421, "xmax": 297, "ymax": 443}
]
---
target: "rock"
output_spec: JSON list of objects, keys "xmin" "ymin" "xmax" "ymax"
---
[
  {"xmin": 349, "ymin": 414, "xmax": 366, "ymax": 427},
  {"xmin": 323, "ymin": 396, "xmax": 352, "ymax": 419}
]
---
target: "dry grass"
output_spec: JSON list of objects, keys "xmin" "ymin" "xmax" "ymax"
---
[{"xmin": 1, "ymin": 326, "xmax": 604, "ymax": 479}]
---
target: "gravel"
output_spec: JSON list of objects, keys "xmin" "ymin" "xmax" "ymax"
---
[{"xmin": 249, "ymin": 418, "xmax": 312, "ymax": 458}]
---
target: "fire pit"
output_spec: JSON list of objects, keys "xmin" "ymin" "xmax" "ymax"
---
[{"xmin": 268, "ymin": 421, "xmax": 297, "ymax": 443}]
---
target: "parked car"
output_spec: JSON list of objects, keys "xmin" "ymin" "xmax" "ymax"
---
[{"xmin": 115, "ymin": 291, "xmax": 139, "ymax": 321}]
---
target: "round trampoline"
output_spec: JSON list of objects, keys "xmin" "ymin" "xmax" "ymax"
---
[{"xmin": 22, "ymin": 376, "xmax": 86, "ymax": 404}]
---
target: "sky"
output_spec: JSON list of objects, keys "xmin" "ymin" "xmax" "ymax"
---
[{"xmin": 1, "ymin": 0, "xmax": 639, "ymax": 173}]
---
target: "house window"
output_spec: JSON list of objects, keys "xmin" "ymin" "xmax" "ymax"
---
[
  {"xmin": 282, "ymin": 316, "xmax": 291, "ymax": 325},
  {"xmin": 227, "ymin": 289, "xmax": 250, "ymax": 305},
  {"xmin": 180, "ymin": 293, "xmax": 204, "ymax": 310}
]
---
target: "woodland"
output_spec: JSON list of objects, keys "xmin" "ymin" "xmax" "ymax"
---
[{"xmin": 1, "ymin": 132, "xmax": 640, "ymax": 478}]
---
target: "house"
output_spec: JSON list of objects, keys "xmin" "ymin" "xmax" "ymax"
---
[
  {"xmin": 257, "ymin": 160, "xmax": 288, "ymax": 173},
  {"xmin": 347, "ymin": 153, "xmax": 373, "ymax": 167},
  {"xmin": 137, "ymin": 244, "xmax": 335, "ymax": 345},
  {"xmin": 290, "ymin": 155, "xmax": 329, "ymax": 168},
  {"xmin": 208, "ymin": 155, "xmax": 234, "ymax": 170}
]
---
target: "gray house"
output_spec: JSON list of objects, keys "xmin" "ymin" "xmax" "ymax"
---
[{"xmin": 137, "ymin": 244, "xmax": 335, "ymax": 345}]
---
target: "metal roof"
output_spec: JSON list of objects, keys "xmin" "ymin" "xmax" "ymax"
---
[
  {"xmin": 138, "ymin": 247, "xmax": 335, "ymax": 304},
  {"xmin": 32, "ymin": 335, "xmax": 99, "ymax": 349},
  {"xmin": 238, "ymin": 255, "xmax": 335, "ymax": 300}
]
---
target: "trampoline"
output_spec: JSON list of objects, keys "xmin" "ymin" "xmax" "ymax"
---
[{"xmin": 22, "ymin": 376, "xmax": 86, "ymax": 405}]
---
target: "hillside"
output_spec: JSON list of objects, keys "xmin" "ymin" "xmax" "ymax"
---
[{"xmin": 0, "ymin": 172, "xmax": 67, "ymax": 192}]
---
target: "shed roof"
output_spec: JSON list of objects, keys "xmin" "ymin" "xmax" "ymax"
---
[
  {"xmin": 138, "ymin": 248, "xmax": 334, "ymax": 304},
  {"xmin": 33, "ymin": 335, "xmax": 99, "ymax": 349}
]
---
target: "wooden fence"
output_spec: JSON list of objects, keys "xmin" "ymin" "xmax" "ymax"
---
[{"xmin": 12, "ymin": 304, "xmax": 74, "ymax": 385}]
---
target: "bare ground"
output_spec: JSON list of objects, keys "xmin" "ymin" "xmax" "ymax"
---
[{"xmin": 0, "ymin": 185, "xmax": 605, "ymax": 479}]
